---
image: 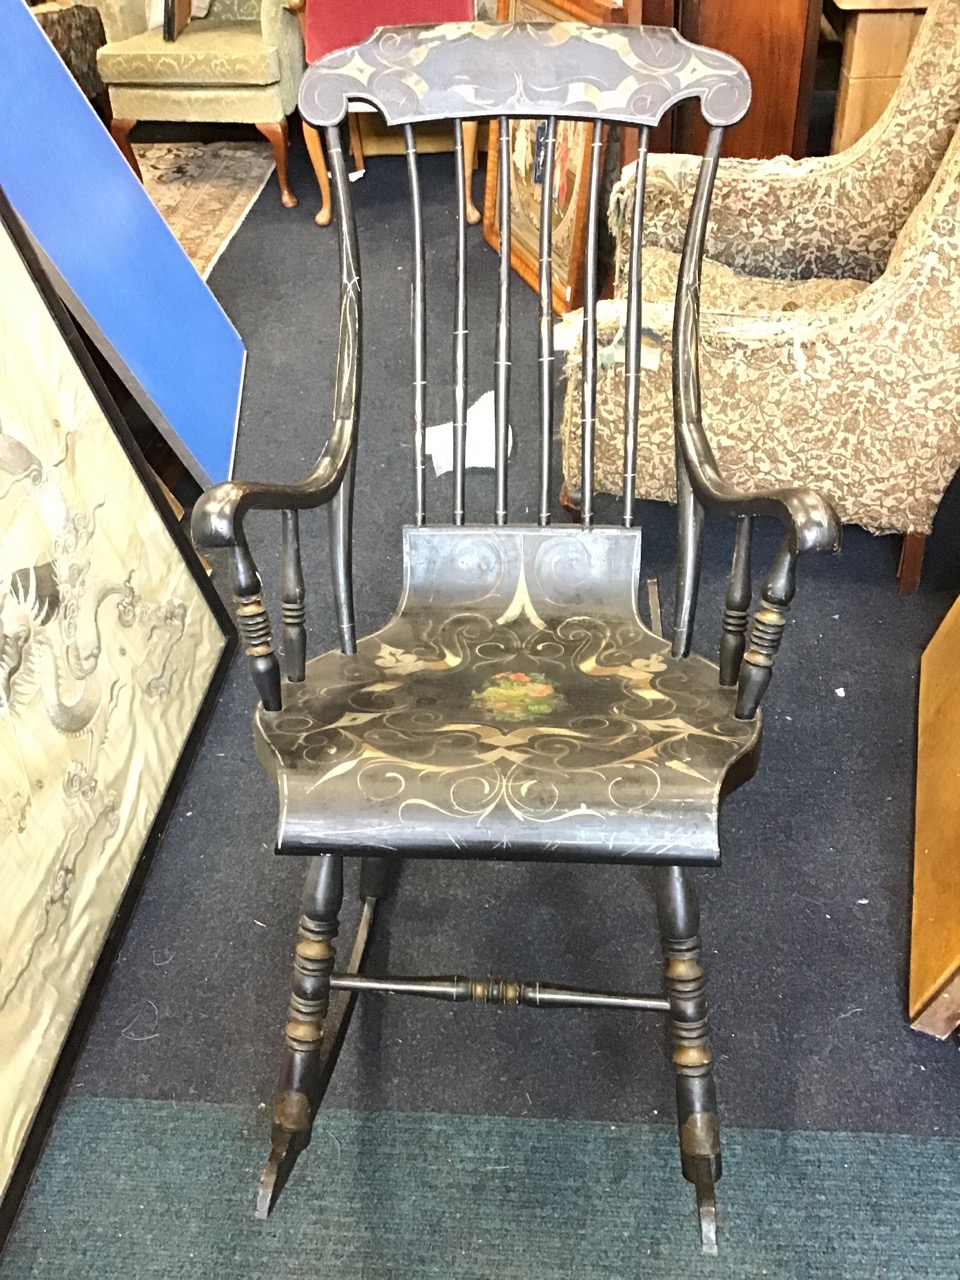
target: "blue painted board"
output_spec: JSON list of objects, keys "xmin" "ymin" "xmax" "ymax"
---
[{"xmin": 0, "ymin": 0, "xmax": 244, "ymax": 485}]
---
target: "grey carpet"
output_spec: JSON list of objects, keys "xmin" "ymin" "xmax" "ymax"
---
[{"xmin": 68, "ymin": 141, "xmax": 960, "ymax": 1142}]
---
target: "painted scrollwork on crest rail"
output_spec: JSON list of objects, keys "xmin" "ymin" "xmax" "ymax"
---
[{"xmin": 298, "ymin": 22, "xmax": 752, "ymax": 131}]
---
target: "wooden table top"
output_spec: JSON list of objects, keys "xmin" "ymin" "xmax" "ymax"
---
[{"xmin": 832, "ymin": 0, "xmax": 926, "ymax": 11}]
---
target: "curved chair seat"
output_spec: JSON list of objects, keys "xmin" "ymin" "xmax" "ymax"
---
[{"xmin": 256, "ymin": 527, "xmax": 760, "ymax": 863}]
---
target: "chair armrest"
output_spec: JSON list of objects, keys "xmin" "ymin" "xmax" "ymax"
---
[
  {"xmin": 193, "ymin": 223, "xmax": 359, "ymax": 710},
  {"xmin": 191, "ymin": 431, "xmax": 352, "ymax": 711},
  {"xmin": 96, "ymin": 0, "xmax": 149, "ymax": 43},
  {"xmin": 190, "ymin": 442, "xmax": 351, "ymax": 558}
]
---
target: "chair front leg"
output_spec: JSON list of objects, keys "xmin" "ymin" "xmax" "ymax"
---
[
  {"xmin": 256, "ymin": 854, "xmax": 342, "ymax": 1218},
  {"xmin": 656, "ymin": 865, "xmax": 721, "ymax": 1255},
  {"xmin": 109, "ymin": 118, "xmax": 142, "ymax": 180},
  {"xmin": 256, "ymin": 120, "xmax": 298, "ymax": 208}
]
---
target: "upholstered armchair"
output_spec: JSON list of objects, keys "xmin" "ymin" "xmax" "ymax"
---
[
  {"xmin": 96, "ymin": 0, "xmax": 303, "ymax": 207},
  {"xmin": 298, "ymin": 0, "xmax": 476, "ymax": 227},
  {"xmin": 560, "ymin": 0, "xmax": 960, "ymax": 591},
  {"xmin": 561, "ymin": 105, "xmax": 960, "ymax": 594}
]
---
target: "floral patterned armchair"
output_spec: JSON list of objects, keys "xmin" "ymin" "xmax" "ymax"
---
[{"xmin": 560, "ymin": 0, "xmax": 960, "ymax": 591}]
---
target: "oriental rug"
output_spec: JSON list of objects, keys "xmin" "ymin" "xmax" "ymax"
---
[{"xmin": 134, "ymin": 140, "xmax": 275, "ymax": 278}]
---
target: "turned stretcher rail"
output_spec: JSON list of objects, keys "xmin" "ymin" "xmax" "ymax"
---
[{"xmin": 330, "ymin": 973, "xmax": 670, "ymax": 1011}]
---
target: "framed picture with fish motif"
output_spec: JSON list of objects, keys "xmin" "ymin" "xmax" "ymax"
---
[
  {"xmin": 0, "ymin": 187, "xmax": 235, "ymax": 1243},
  {"xmin": 482, "ymin": 0, "xmax": 626, "ymax": 314}
]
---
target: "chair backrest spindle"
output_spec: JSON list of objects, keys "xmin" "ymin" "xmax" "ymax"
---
[
  {"xmin": 495, "ymin": 114, "xmax": 512, "ymax": 526},
  {"xmin": 405, "ymin": 124, "xmax": 427, "ymax": 527},
  {"xmin": 324, "ymin": 122, "xmax": 360, "ymax": 655},
  {"xmin": 537, "ymin": 116, "xmax": 558, "ymax": 528},
  {"xmin": 622, "ymin": 125, "xmax": 650, "ymax": 528},
  {"xmin": 452, "ymin": 118, "xmax": 469, "ymax": 526},
  {"xmin": 280, "ymin": 508, "xmax": 307, "ymax": 681},
  {"xmin": 672, "ymin": 125, "xmax": 724, "ymax": 656},
  {"xmin": 579, "ymin": 119, "xmax": 605, "ymax": 531}
]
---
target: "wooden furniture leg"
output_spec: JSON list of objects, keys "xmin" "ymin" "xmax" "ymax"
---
[
  {"xmin": 348, "ymin": 112, "xmax": 366, "ymax": 175},
  {"xmin": 657, "ymin": 865, "xmax": 721, "ymax": 1256},
  {"xmin": 302, "ymin": 122, "xmax": 333, "ymax": 227},
  {"xmin": 463, "ymin": 119, "xmax": 481, "ymax": 225},
  {"xmin": 256, "ymin": 120, "xmax": 298, "ymax": 209},
  {"xmin": 109, "ymin": 118, "xmax": 142, "ymax": 181},
  {"xmin": 897, "ymin": 530, "xmax": 926, "ymax": 595}
]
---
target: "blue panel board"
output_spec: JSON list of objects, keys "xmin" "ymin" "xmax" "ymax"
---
[{"xmin": 0, "ymin": 0, "xmax": 244, "ymax": 485}]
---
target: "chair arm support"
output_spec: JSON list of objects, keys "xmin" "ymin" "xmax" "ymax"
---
[
  {"xmin": 191, "ymin": 405, "xmax": 355, "ymax": 712},
  {"xmin": 190, "ymin": 434, "xmax": 352, "ymax": 557},
  {"xmin": 670, "ymin": 134, "xmax": 841, "ymax": 719},
  {"xmin": 189, "ymin": 348, "xmax": 355, "ymax": 711},
  {"xmin": 676, "ymin": 383, "xmax": 840, "ymax": 721},
  {"xmin": 672, "ymin": 233, "xmax": 841, "ymax": 559}
]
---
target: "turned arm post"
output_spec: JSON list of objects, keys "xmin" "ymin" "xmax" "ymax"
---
[
  {"xmin": 719, "ymin": 516, "xmax": 753, "ymax": 688},
  {"xmin": 735, "ymin": 536, "xmax": 796, "ymax": 721},
  {"xmin": 281, "ymin": 509, "xmax": 307, "ymax": 682},
  {"xmin": 230, "ymin": 541, "xmax": 282, "ymax": 712}
]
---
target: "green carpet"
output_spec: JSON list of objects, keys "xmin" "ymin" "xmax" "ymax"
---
[{"xmin": 2, "ymin": 1099, "xmax": 958, "ymax": 1278}]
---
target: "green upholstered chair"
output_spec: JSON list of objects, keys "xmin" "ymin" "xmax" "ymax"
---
[{"xmin": 96, "ymin": 0, "xmax": 303, "ymax": 207}]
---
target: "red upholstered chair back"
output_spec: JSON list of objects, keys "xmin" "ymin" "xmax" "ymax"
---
[{"xmin": 304, "ymin": 0, "xmax": 473, "ymax": 62}]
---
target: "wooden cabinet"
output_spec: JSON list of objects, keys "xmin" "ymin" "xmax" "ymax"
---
[
  {"xmin": 910, "ymin": 596, "xmax": 960, "ymax": 1039},
  {"xmin": 676, "ymin": 0, "xmax": 823, "ymax": 158},
  {"xmin": 828, "ymin": 0, "xmax": 927, "ymax": 152}
]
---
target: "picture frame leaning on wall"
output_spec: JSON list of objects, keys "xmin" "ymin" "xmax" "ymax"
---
[
  {"xmin": 481, "ymin": 0, "xmax": 627, "ymax": 314},
  {"xmin": 0, "ymin": 186, "xmax": 236, "ymax": 1247}
]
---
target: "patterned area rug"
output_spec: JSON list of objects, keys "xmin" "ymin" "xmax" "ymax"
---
[{"xmin": 134, "ymin": 141, "xmax": 275, "ymax": 279}]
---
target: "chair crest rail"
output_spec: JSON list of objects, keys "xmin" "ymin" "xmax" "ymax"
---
[{"xmin": 297, "ymin": 22, "xmax": 751, "ymax": 131}]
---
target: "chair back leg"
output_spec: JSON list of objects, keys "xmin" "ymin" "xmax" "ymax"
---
[{"xmin": 897, "ymin": 531, "xmax": 926, "ymax": 595}]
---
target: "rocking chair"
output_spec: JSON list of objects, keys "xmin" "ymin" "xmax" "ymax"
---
[{"xmin": 191, "ymin": 21, "xmax": 840, "ymax": 1254}]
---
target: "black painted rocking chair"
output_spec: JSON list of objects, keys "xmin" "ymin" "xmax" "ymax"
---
[{"xmin": 192, "ymin": 21, "xmax": 840, "ymax": 1255}]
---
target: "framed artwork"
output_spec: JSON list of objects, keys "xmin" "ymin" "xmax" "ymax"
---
[
  {"xmin": 0, "ymin": 188, "xmax": 235, "ymax": 1243},
  {"xmin": 482, "ymin": 0, "xmax": 626, "ymax": 314}
]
